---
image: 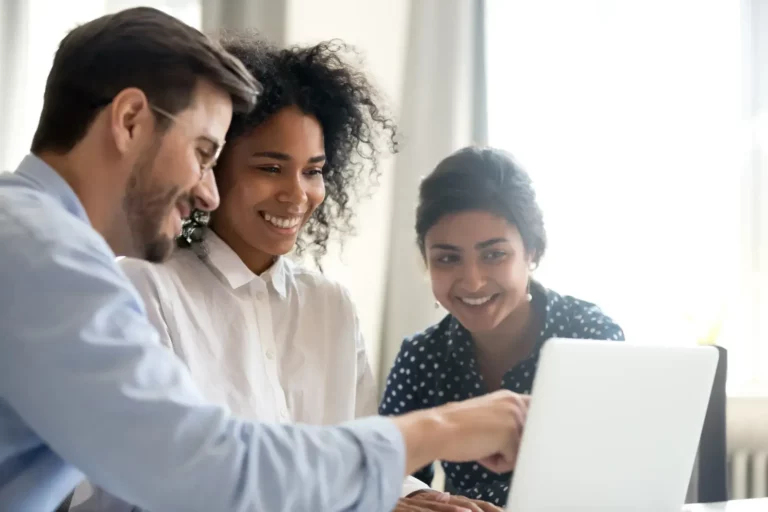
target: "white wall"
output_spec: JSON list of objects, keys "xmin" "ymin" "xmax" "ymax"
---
[{"xmin": 284, "ymin": 0, "xmax": 411, "ymax": 379}]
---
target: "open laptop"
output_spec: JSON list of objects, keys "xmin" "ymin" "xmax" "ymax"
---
[{"xmin": 505, "ymin": 339, "xmax": 718, "ymax": 512}]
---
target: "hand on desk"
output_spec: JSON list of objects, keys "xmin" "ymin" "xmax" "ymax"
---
[{"xmin": 396, "ymin": 490, "xmax": 503, "ymax": 512}]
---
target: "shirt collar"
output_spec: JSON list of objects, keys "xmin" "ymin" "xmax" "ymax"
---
[
  {"xmin": 15, "ymin": 154, "xmax": 89, "ymax": 224},
  {"xmin": 530, "ymin": 280, "xmax": 555, "ymax": 348},
  {"xmin": 202, "ymin": 231, "xmax": 289, "ymax": 299}
]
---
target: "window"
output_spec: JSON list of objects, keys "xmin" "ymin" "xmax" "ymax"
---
[
  {"xmin": 486, "ymin": 0, "xmax": 762, "ymax": 392},
  {"xmin": 0, "ymin": 0, "xmax": 201, "ymax": 171}
]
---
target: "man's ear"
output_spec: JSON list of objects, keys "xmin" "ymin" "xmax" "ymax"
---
[{"xmin": 109, "ymin": 87, "xmax": 152, "ymax": 156}]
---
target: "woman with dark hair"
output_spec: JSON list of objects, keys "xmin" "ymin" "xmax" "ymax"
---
[
  {"xmin": 176, "ymin": 35, "xmax": 394, "ymax": 266},
  {"xmin": 380, "ymin": 147, "xmax": 625, "ymax": 508}
]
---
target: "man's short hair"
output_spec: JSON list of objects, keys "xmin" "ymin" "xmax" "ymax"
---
[{"xmin": 31, "ymin": 7, "xmax": 262, "ymax": 154}]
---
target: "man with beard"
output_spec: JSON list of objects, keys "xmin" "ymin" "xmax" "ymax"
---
[{"xmin": 0, "ymin": 6, "xmax": 530, "ymax": 512}]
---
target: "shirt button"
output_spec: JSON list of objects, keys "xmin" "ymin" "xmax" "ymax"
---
[
  {"xmin": 266, "ymin": 350, "xmax": 275, "ymax": 360},
  {"xmin": 280, "ymin": 409, "xmax": 289, "ymax": 419}
]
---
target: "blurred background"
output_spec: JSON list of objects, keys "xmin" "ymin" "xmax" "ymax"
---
[{"xmin": 2, "ymin": 0, "xmax": 768, "ymax": 498}]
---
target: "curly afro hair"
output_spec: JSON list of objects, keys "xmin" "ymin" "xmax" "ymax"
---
[{"xmin": 178, "ymin": 32, "xmax": 398, "ymax": 266}]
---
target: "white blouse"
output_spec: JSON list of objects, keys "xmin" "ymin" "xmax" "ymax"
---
[
  {"xmin": 121, "ymin": 232, "xmax": 376, "ymax": 427},
  {"xmin": 71, "ymin": 232, "xmax": 424, "ymax": 510}
]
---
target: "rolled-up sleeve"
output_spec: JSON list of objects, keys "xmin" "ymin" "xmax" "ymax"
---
[{"xmin": 0, "ymin": 213, "xmax": 405, "ymax": 512}]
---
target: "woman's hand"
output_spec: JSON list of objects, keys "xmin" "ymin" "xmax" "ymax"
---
[{"xmin": 394, "ymin": 490, "xmax": 504, "ymax": 512}]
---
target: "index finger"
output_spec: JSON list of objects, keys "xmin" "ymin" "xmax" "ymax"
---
[
  {"xmin": 446, "ymin": 495, "xmax": 496, "ymax": 512},
  {"xmin": 440, "ymin": 495, "xmax": 483, "ymax": 512},
  {"xmin": 414, "ymin": 503, "xmax": 472, "ymax": 512},
  {"xmin": 402, "ymin": 497, "xmax": 473, "ymax": 512},
  {"xmin": 469, "ymin": 499, "xmax": 504, "ymax": 512}
]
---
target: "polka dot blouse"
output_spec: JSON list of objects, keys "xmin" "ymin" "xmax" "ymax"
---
[{"xmin": 379, "ymin": 282, "xmax": 625, "ymax": 506}]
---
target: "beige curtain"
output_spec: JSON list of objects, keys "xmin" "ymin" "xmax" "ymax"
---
[
  {"xmin": 378, "ymin": 0, "xmax": 488, "ymax": 385},
  {"xmin": 201, "ymin": 0, "xmax": 286, "ymax": 43}
]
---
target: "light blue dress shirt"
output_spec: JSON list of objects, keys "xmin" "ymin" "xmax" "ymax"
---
[{"xmin": 0, "ymin": 155, "xmax": 405, "ymax": 512}]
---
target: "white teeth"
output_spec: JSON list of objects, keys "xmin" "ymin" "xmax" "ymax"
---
[
  {"xmin": 263, "ymin": 213, "xmax": 301, "ymax": 229},
  {"xmin": 461, "ymin": 296, "xmax": 493, "ymax": 306}
]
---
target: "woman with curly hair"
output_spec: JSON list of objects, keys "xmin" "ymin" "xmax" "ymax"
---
[{"xmin": 71, "ymin": 34, "xmax": 504, "ymax": 512}]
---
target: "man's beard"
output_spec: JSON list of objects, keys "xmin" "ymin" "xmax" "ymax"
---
[{"xmin": 122, "ymin": 144, "xmax": 181, "ymax": 263}]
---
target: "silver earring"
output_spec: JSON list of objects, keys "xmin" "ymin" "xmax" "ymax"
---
[{"xmin": 525, "ymin": 281, "xmax": 532, "ymax": 302}]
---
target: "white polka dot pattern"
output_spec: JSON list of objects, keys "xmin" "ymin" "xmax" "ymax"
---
[{"xmin": 379, "ymin": 284, "xmax": 625, "ymax": 506}]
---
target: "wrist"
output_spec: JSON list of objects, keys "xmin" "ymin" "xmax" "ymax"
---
[{"xmin": 393, "ymin": 407, "xmax": 456, "ymax": 475}]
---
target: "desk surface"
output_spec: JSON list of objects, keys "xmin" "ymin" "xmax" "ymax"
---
[{"xmin": 684, "ymin": 499, "xmax": 768, "ymax": 510}]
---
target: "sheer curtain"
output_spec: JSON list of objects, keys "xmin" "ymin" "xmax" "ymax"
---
[
  {"xmin": 0, "ymin": 0, "xmax": 201, "ymax": 172},
  {"xmin": 485, "ymin": 0, "xmax": 762, "ymax": 392},
  {"xmin": 378, "ymin": 0, "xmax": 488, "ymax": 381}
]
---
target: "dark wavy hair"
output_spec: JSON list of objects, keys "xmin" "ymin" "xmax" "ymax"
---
[
  {"xmin": 416, "ymin": 146, "xmax": 547, "ymax": 265},
  {"xmin": 178, "ymin": 33, "xmax": 397, "ymax": 265}
]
